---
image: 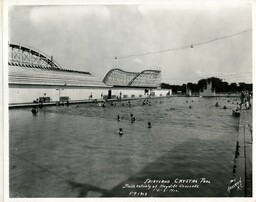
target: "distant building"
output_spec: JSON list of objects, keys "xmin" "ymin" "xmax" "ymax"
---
[
  {"xmin": 200, "ymin": 81, "xmax": 215, "ymax": 97},
  {"xmin": 186, "ymin": 85, "xmax": 192, "ymax": 96}
]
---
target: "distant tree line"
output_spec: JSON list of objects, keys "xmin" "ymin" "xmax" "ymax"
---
[{"xmin": 161, "ymin": 77, "xmax": 252, "ymax": 94}]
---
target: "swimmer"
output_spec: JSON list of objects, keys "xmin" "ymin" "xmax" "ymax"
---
[
  {"xmin": 189, "ymin": 105, "xmax": 192, "ymax": 109},
  {"xmin": 76, "ymin": 105, "xmax": 79, "ymax": 107},
  {"xmin": 119, "ymin": 128, "xmax": 123, "ymax": 136},
  {"xmin": 117, "ymin": 115, "xmax": 120, "ymax": 121},
  {"xmin": 232, "ymin": 110, "xmax": 240, "ymax": 117},
  {"xmin": 227, "ymin": 100, "xmax": 230, "ymax": 102},
  {"xmin": 191, "ymin": 100, "xmax": 194, "ymax": 102},
  {"xmin": 132, "ymin": 117, "xmax": 135, "ymax": 122},
  {"xmin": 148, "ymin": 122, "xmax": 151, "ymax": 128},
  {"xmin": 31, "ymin": 106, "xmax": 38, "ymax": 114},
  {"xmin": 102, "ymin": 104, "xmax": 105, "ymax": 108},
  {"xmin": 215, "ymin": 102, "xmax": 219, "ymax": 107},
  {"xmin": 223, "ymin": 105, "xmax": 227, "ymax": 109},
  {"xmin": 130, "ymin": 114, "xmax": 135, "ymax": 123}
]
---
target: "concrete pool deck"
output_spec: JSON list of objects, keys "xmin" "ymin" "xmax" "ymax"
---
[
  {"xmin": 8, "ymin": 96, "xmax": 167, "ymax": 108},
  {"xmin": 231, "ymin": 108, "xmax": 252, "ymax": 197}
]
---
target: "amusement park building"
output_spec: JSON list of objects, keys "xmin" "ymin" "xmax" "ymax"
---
[{"xmin": 8, "ymin": 43, "xmax": 171, "ymax": 104}]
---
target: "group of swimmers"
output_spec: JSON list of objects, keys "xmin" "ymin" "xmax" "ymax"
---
[
  {"xmin": 97, "ymin": 97, "xmax": 169, "ymax": 108},
  {"xmin": 214, "ymin": 99, "xmax": 245, "ymax": 117},
  {"xmin": 31, "ymin": 98, "xmax": 48, "ymax": 114},
  {"xmin": 232, "ymin": 108, "xmax": 241, "ymax": 117},
  {"xmin": 142, "ymin": 99, "xmax": 151, "ymax": 106},
  {"xmin": 105, "ymin": 99, "xmax": 153, "ymax": 107},
  {"xmin": 117, "ymin": 114, "xmax": 136, "ymax": 124},
  {"xmin": 56, "ymin": 101, "xmax": 70, "ymax": 107},
  {"xmin": 32, "ymin": 100, "xmax": 71, "ymax": 114},
  {"xmin": 142, "ymin": 99, "xmax": 164, "ymax": 106},
  {"xmin": 117, "ymin": 113, "xmax": 152, "ymax": 136},
  {"xmin": 116, "ymin": 99, "xmax": 166, "ymax": 136},
  {"xmin": 185, "ymin": 100, "xmax": 194, "ymax": 109}
]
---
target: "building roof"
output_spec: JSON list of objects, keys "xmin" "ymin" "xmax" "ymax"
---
[{"xmin": 9, "ymin": 64, "xmax": 107, "ymax": 87}]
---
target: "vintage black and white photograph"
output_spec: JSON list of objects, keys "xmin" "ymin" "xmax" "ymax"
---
[{"xmin": 5, "ymin": 0, "xmax": 253, "ymax": 200}]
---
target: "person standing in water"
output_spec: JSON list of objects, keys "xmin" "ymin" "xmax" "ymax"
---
[
  {"xmin": 130, "ymin": 114, "xmax": 135, "ymax": 123},
  {"xmin": 148, "ymin": 122, "xmax": 151, "ymax": 128},
  {"xmin": 240, "ymin": 91, "xmax": 245, "ymax": 108}
]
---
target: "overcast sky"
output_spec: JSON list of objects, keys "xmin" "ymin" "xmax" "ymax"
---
[{"xmin": 9, "ymin": 3, "xmax": 252, "ymax": 85}]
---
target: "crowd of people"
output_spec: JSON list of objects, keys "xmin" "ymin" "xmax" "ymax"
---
[{"xmin": 240, "ymin": 91, "xmax": 252, "ymax": 109}]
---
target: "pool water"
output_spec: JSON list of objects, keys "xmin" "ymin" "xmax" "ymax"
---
[{"xmin": 9, "ymin": 97, "xmax": 241, "ymax": 197}]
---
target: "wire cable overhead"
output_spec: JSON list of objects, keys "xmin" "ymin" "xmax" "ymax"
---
[{"xmin": 114, "ymin": 29, "xmax": 251, "ymax": 59}]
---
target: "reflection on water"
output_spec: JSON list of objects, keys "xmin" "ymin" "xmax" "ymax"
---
[{"xmin": 9, "ymin": 97, "xmax": 240, "ymax": 197}]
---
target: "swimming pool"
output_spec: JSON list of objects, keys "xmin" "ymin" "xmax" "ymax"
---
[{"xmin": 9, "ymin": 97, "xmax": 241, "ymax": 197}]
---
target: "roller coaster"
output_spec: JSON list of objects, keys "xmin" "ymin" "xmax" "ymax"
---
[
  {"xmin": 103, "ymin": 68, "xmax": 161, "ymax": 88},
  {"xmin": 8, "ymin": 43, "xmax": 106, "ymax": 87},
  {"xmin": 8, "ymin": 43, "xmax": 63, "ymax": 70}
]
